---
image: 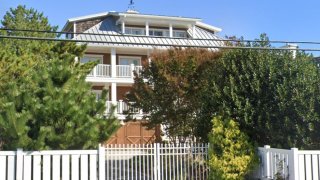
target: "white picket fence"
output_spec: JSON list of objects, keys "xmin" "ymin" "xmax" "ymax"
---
[
  {"xmin": 0, "ymin": 143, "xmax": 209, "ymax": 180},
  {"xmin": 258, "ymin": 145, "xmax": 320, "ymax": 180}
]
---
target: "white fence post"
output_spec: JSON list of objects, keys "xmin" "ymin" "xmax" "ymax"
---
[
  {"xmin": 289, "ymin": 148, "xmax": 299, "ymax": 180},
  {"xmin": 153, "ymin": 143, "xmax": 161, "ymax": 180},
  {"xmin": 16, "ymin": 148, "xmax": 23, "ymax": 180},
  {"xmin": 98, "ymin": 144, "xmax": 105, "ymax": 180},
  {"xmin": 263, "ymin": 145, "xmax": 271, "ymax": 179}
]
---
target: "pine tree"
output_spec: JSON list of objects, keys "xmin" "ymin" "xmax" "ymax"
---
[{"xmin": 0, "ymin": 6, "xmax": 119, "ymax": 150}]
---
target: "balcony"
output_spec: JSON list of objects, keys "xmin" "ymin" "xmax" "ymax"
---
[
  {"xmin": 88, "ymin": 64, "xmax": 143, "ymax": 78},
  {"xmin": 106, "ymin": 100, "xmax": 145, "ymax": 120}
]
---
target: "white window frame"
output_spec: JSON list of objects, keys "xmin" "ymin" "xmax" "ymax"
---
[
  {"xmin": 119, "ymin": 56, "xmax": 142, "ymax": 66},
  {"xmin": 81, "ymin": 54, "xmax": 103, "ymax": 64}
]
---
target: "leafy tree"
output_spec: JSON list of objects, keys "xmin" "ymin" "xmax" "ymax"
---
[
  {"xmin": 208, "ymin": 116, "xmax": 257, "ymax": 180},
  {"xmin": 0, "ymin": 6, "xmax": 118, "ymax": 150},
  {"xmin": 199, "ymin": 34, "xmax": 320, "ymax": 149},
  {"xmin": 126, "ymin": 48, "xmax": 220, "ymax": 142}
]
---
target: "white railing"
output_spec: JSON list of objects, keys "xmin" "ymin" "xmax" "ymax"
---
[
  {"xmin": 257, "ymin": 145, "xmax": 320, "ymax": 180},
  {"xmin": 0, "ymin": 143, "xmax": 209, "ymax": 180},
  {"xmin": 88, "ymin": 64, "xmax": 142, "ymax": 78},
  {"xmin": 106, "ymin": 100, "xmax": 144, "ymax": 115},
  {"xmin": 88, "ymin": 64, "xmax": 111, "ymax": 77},
  {"xmin": 117, "ymin": 65, "xmax": 143, "ymax": 78}
]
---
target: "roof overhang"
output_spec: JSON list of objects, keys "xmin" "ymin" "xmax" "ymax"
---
[
  {"xmin": 62, "ymin": 11, "xmax": 222, "ymax": 33},
  {"xmin": 196, "ymin": 21, "xmax": 222, "ymax": 33}
]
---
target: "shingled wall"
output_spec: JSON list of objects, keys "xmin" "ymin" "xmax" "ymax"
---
[{"xmin": 76, "ymin": 18, "xmax": 104, "ymax": 33}]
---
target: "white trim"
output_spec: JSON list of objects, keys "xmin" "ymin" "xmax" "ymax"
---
[
  {"xmin": 68, "ymin": 12, "xmax": 109, "ymax": 23},
  {"xmin": 119, "ymin": 56, "xmax": 142, "ymax": 65},
  {"xmin": 196, "ymin": 21, "xmax": 222, "ymax": 33},
  {"xmin": 117, "ymin": 12, "xmax": 201, "ymax": 22}
]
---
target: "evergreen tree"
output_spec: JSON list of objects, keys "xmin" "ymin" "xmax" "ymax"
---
[{"xmin": 0, "ymin": 6, "xmax": 118, "ymax": 150}]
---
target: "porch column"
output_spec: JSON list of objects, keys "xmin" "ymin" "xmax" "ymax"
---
[
  {"xmin": 111, "ymin": 48, "xmax": 117, "ymax": 77},
  {"xmin": 145, "ymin": 21, "xmax": 149, "ymax": 36},
  {"xmin": 169, "ymin": 23, "xmax": 173, "ymax": 37},
  {"xmin": 122, "ymin": 21, "xmax": 125, "ymax": 34},
  {"xmin": 111, "ymin": 82, "xmax": 117, "ymax": 114}
]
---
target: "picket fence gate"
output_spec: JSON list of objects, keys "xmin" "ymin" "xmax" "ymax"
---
[
  {"xmin": 258, "ymin": 145, "xmax": 320, "ymax": 180},
  {"xmin": 0, "ymin": 143, "xmax": 209, "ymax": 180}
]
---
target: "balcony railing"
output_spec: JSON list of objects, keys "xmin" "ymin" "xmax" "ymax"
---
[
  {"xmin": 106, "ymin": 100, "xmax": 144, "ymax": 115},
  {"xmin": 88, "ymin": 64, "xmax": 111, "ymax": 77},
  {"xmin": 88, "ymin": 64, "xmax": 142, "ymax": 78}
]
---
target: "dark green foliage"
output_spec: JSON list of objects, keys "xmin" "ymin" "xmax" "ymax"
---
[
  {"xmin": 0, "ymin": 6, "xmax": 119, "ymax": 150},
  {"xmin": 199, "ymin": 34, "xmax": 320, "ymax": 149}
]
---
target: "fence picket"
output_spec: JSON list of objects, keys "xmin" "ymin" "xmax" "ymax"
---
[
  {"xmin": 62, "ymin": 155, "xmax": 70, "ymax": 180},
  {"xmin": 80, "ymin": 154, "xmax": 88, "ymax": 180},
  {"xmin": 7, "ymin": 156, "xmax": 15, "ymax": 180},
  {"xmin": 43, "ymin": 155, "xmax": 51, "ymax": 180},
  {"xmin": 33, "ymin": 155, "xmax": 41, "ymax": 180},
  {"xmin": 312, "ymin": 155, "xmax": 319, "ymax": 179},
  {"xmin": 0, "ymin": 156, "xmax": 6, "ymax": 180},
  {"xmin": 89, "ymin": 154, "xmax": 97, "ymax": 180},
  {"xmin": 52, "ymin": 155, "xmax": 61, "ymax": 180},
  {"xmin": 71, "ymin": 154, "xmax": 80, "ymax": 180},
  {"xmin": 23, "ymin": 155, "xmax": 32, "ymax": 180}
]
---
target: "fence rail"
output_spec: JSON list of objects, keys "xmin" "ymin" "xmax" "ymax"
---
[{"xmin": 0, "ymin": 143, "xmax": 209, "ymax": 180}]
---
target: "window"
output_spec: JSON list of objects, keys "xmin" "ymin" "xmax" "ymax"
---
[
  {"xmin": 80, "ymin": 55, "xmax": 103, "ymax": 64},
  {"xmin": 125, "ymin": 27, "xmax": 145, "ymax": 35},
  {"xmin": 92, "ymin": 90, "xmax": 103, "ymax": 101},
  {"xmin": 119, "ymin": 56, "xmax": 141, "ymax": 66},
  {"xmin": 149, "ymin": 29, "xmax": 170, "ymax": 37},
  {"xmin": 173, "ymin": 30, "xmax": 187, "ymax": 38}
]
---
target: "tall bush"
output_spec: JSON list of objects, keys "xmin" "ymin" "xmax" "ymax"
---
[{"xmin": 209, "ymin": 116, "xmax": 257, "ymax": 180}]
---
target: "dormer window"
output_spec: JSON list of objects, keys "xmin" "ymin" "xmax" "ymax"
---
[
  {"xmin": 149, "ymin": 29, "xmax": 170, "ymax": 37},
  {"xmin": 125, "ymin": 27, "xmax": 145, "ymax": 35},
  {"xmin": 173, "ymin": 30, "xmax": 187, "ymax": 38}
]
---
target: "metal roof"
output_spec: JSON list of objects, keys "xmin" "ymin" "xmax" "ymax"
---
[{"xmin": 73, "ymin": 16, "xmax": 224, "ymax": 50}]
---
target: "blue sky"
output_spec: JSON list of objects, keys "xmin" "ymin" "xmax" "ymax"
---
[{"xmin": 1, "ymin": 0, "xmax": 320, "ymax": 55}]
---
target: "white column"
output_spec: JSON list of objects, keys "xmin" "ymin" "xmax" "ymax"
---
[
  {"xmin": 111, "ymin": 48, "xmax": 116, "ymax": 77},
  {"xmin": 146, "ymin": 21, "xmax": 149, "ymax": 36},
  {"xmin": 169, "ymin": 23, "xmax": 173, "ymax": 37},
  {"xmin": 192, "ymin": 24, "xmax": 196, "ymax": 38},
  {"xmin": 111, "ymin": 82, "xmax": 117, "ymax": 103},
  {"xmin": 122, "ymin": 21, "xmax": 125, "ymax": 34}
]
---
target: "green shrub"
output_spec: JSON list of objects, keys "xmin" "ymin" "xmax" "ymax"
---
[{"xmin": 208, "ymin": 116, "xmax": 257, "ymax": 180}]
